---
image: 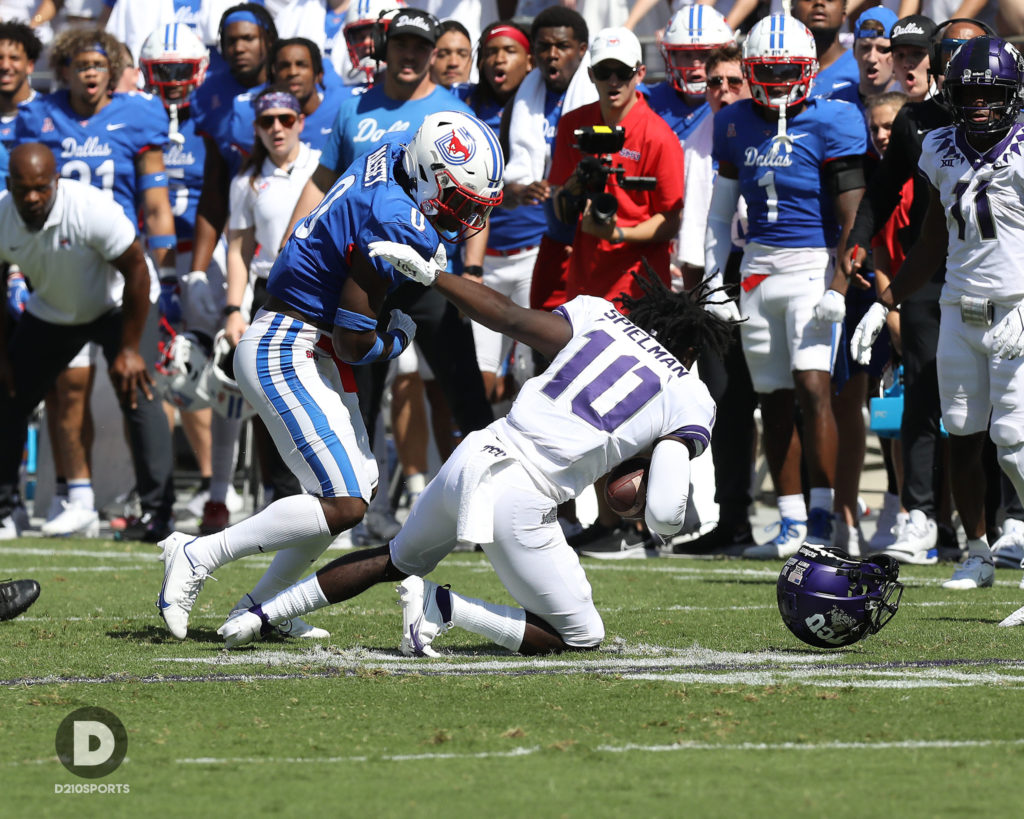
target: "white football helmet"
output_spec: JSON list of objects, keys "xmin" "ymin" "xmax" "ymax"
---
[
  {"xmin": 661, "ymin": 5, "xmax": 735, "ymax": 95},
  {"xmin": 139, "ymin": 23, "xmax": 209, "ymax": 106},
  {"xmin": 344, "ymin": 0, "xmax": 406, "ymax": 79},
  {"xmin": 742, "ymin": 14, "xmax": 818, "ymax": 109},
  {"xmin": 155, "ymin": 330, "xmax": 254, "ymax": 420},
  {"xmin": 402, "ymin": 111, "xmax": 504, "ymax": 241}
]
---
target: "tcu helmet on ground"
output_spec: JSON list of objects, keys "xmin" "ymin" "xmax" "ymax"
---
[
  {"xmin": 943, "ymin": 36, "xmax": 1024, "ymax": 135},
  {"xmin": 661, "ymin": 5, "xmax": 734, "ymax": 95},
  {"xmin": 742, "ymin": 14, "xmax": 818, "ymax": 109},
  {"xmin": 155, "ymin": 329, "xmax": 253, "ymax": 420},
  {"xmin": 777, "ymin": 544, "xmax": 903, "ymax": 648},
  {"xmin": 403, "ymin": 111, "xmax": 504, "ymax": 241},
  {"xmin": 139, "ymin": 23, "xmax": 209, "ymax": 105}
]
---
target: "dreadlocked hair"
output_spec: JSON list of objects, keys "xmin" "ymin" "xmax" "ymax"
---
[{"xmin": 618, "ymin": 263, "xmax": 735, "ymax": 363}]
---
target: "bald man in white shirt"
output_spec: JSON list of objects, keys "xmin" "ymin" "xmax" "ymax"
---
[{"xmin": 0, "ymin": 143, "xmax": 174, "ymax": 539}]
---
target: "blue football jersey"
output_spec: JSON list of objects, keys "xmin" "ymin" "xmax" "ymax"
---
[
  {"xmin": 228, "ymin": 82, "xmax": 345, "ymax": 156},
  {"xmin": 320, "ymin": 84, "xmax": 472, "ymax": 173},
  {"xmin": 191, "ymin": 65, "xmax": 249, "ymax": 171},
  {"xmin": 16, "ymin": 90, "xmax": 169, "ymax": 223},
  {"xmin": 268, "ymin": 142, "xmax": 444, "ymax": 324},
  {"xmin": 164, "ymin": 110, "xmax": 206, "ymax": 241},
  {"xmin": 644, "ymin": 81, "xmax": 710, "ymax": 144},
  {"xmin": 811, "ymin": 50, "xmax": 860, "ymax": 100},
  {"xmin": 712, "ymin": 97, "xmax": 867, "ymax": 247}
]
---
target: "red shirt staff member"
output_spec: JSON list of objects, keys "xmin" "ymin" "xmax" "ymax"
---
[{"xmin": 550, "ymin": 26, "xmax": 684, "ymax": 306}]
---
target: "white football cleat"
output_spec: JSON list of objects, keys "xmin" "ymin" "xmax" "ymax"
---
[
  {"xmin": 40, "ymin": 501, "xmax": 100, "ymax": 537},
  {"xmin": 217, "ymin": 609, "xmax": 270, "ymax": 648},
  {"xmin": 998, "ymin": 604, "xmax": 1024, "ymax": 627},
  {"xmin": 157, "ymin": 532, "xmax": 211, "ymax": 639},
  {"xmin": 398, "ymin": 576, "xmax": 452, "ymax": 657},
  {"xmin": 275, "ymin": 617, "xmax": 330, "ymax": 640}
]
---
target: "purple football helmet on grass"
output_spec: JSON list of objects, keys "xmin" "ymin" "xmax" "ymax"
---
[
  {"xmin": 943, "ymin": 36, "xmax": 1024, "ymax": 135},
  {"xmin": 777, "ymin": 544, "xmax": 903, "ymax": 648}
]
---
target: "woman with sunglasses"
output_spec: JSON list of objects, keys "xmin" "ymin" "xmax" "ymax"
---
[{"xmin": 224, "ymin": 88, "xmax": 320, "ymax": 350}]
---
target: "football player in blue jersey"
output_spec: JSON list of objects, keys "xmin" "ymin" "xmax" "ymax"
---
[
  {"xmin": 15, "ymin": 26, "xmax": 178, "ymax": 542},
  {"xmin": 706, "ymin": 13, "xmax": 867, "ymax": 559},
  {"xmin": 156, "ymin": 110, "xmax": 504, "ymax": 641},
  {"xmin": 792, "ymin": 0, "xmax": 859, "ymax": 100},
  {"xmin": 646, "ymin": 5, "xmax": 734, "ymax": 150},
  {"xmin": 0, "ymin": 21, "xmax": 40, "ymax": 150}
]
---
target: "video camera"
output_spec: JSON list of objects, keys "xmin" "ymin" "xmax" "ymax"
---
[{"xmin": 572, "ymin": 126, "xmax": 657, "ymax": 226}]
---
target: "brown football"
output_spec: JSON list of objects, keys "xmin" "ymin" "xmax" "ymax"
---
[{"xmin": 604, "ymin": 457, "xmax": 650, "ymax": 519}]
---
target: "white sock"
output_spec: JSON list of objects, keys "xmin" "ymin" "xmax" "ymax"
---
[
  {"xmin": 405, "ymin": 472, "xmax": 427, "ymax": 496},
  {"xmin": 966, "ymin": 537, "xmax": 992, "ymax": 559},
  {"xmin": 778, "ymin": 494, "xmax": 807, "ymax": 523},
  {"xmin": 809, "ymin": 487, "xmax": 834, "ymax": 513},
  {"xmin": 448, "ymin": 589, "xmax": 526, "ymax": 651},
  {"xmin": 242, "ymin": 537, "xmax": 333, "ymax": 607},
  {"xmin": 189, "ymin": 494, "xmax": 332, "ymax": 572},
  {"xmin": 210, "ymin": 415, "xmax": 241, "ymax": 504},
  {"xmin": 261, "ymin": 573, "xmax": 330, "ymax": 623},
  {"xmin": 68, "ymin": 480, "xmax": 94, "ymax": 511}
]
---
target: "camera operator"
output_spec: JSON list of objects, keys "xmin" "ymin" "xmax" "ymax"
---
[{"xmin": 550, "ymin": 27, "xmax": 684, "ymax": 305}]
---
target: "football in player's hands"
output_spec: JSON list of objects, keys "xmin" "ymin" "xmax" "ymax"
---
[{"xmin": 604, "ymin": 457, "xmax": 650, "ymax": 520}]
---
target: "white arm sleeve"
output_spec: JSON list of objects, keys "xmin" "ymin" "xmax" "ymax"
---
[
  {"xmin": 704, "ymin": 176, "xmax": 740, "ymax": 290},
  {"xmin": 644, "ymin": 438, "xmax": 692, "ymax": 537}
]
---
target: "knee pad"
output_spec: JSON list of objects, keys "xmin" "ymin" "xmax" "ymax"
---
[
  {"xmin": 997, "ymin": 442, "xmax": 1024, "ymax": 495},
  {"xmin": 991, "ymin": 419, "xmax": 1024, "ymax": 449}
]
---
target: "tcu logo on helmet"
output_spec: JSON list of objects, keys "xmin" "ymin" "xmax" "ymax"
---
[{"xmin": 435, "ymin": 128, "xmax": 476, "ymax": 165}]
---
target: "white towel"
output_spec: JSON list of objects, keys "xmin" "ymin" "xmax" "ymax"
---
[
  {"xmin": 455, "ymin": 432, "xmax": 515, "ymax": 545},
  {"xmin": 504, "ymin": 56, "xmax": 597, "ymax": 185}
]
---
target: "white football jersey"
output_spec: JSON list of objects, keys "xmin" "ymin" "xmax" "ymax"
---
[
  {"xmin": 492, "ymin": 296, "xmax": 716, "ymax": 503},
  {"xmin": 919, "ymin": 124, "xmax": 1024, "ymax": 305}
]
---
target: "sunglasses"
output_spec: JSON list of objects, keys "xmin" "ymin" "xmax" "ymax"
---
[
  {"xmin": 256, "ymin": 112, "xmax": 298, "ymax": 129},
  {"xmin": 707, "ymin": 76, "xmax": 744, "ymax": 88},
  {"xmin": 592, "ymin": 63, "xmax": 637, "ymax": 82},
  {"xmin": 72, "ymin": 62, "xmax": 110, "ymax": 75}
]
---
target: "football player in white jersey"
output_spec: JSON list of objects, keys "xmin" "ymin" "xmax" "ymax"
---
[
  {"xmin": 218, "ymin": 270, "xmax": 732, "ymax": 655},
  {"xmin": 852, "ymin": 37, "xmax": 1024, "ymax": 595},
  {"xmin": 156, "ymin": 111, "xmax": 503, "ymax": 641}
]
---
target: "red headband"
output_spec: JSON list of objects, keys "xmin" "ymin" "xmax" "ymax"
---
[{"xmin": 484, "ymin": 25, "xmax": 530, "ymax": 52}]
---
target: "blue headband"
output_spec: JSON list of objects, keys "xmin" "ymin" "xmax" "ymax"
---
[
  {"xmin": 71, "ymin": 41, "xmax": 107, "ymax": 59},
  {"xmin": 224, "ymin": 10, "xmax": 267, "ymax": 30},
  {"xmin": 254, "ymin": 91, "xmax": 301, "ymax": 115}
]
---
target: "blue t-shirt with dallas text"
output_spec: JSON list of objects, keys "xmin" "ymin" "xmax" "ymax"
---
[{"xmin": 712, "ymin": 97, "xmax": 867, "ymax": 248}]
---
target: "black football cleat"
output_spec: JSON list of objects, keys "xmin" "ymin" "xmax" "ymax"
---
[{"xmin": 0, "ymin": 578, "xmax": 40, "ymax": 621}]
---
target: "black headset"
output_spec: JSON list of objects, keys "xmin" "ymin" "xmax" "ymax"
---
[
  {"xmin": 370, "ymin": 9, "xmax": 441, "ymax": 63},
  {"xmin": 928, "ymin": 17, "xmax": 996, "ymax": 75}
]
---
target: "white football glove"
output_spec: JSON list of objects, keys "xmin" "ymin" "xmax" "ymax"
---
[
  {"xmin": 850, "ymin": 302, "xmax": 888, "ymax": 366},
  {"xmin": 813, "ymin": 289, "xmax": 846, "ymax": 325},
  {"xmin": 704, "ymin": 298, "xmax": 741, "ymax": 323},
  {"xmin": 367, "ymin": 240, "xmax": 445, "ymax": 286},
  {"xmin": 386, "ymin": 309, "xmax": 416, "ymax": 354},
  {"xmin": 180, "ymin": 270, "xmax": 222, "ymax": 333},
  {"xmin": 991, "ymin": 304, "xmax": 1024, "ymax": 360}
]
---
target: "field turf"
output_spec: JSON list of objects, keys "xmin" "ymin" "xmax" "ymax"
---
[{"xmin": 3, "ymin": 537, "xmax": 1024, "ymax": 817}]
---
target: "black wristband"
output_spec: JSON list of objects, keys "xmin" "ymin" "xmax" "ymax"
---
[
  {"xmin": 463, "ymin": 265, "xmax": 483, "ymax": 277},
  {"xmin": 222, "ymin": 304, "xmax": 241, "ymax": 317}
]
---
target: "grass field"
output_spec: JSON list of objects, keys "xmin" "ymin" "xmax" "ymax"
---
[{"xmin": 3, "ymin": 536, "xmax": 1024, "ymax": 818}]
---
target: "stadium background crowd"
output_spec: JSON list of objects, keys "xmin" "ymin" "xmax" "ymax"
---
[{"xmin": 3, "ymin": 0, "xmax": 1024, "ymax": 614}]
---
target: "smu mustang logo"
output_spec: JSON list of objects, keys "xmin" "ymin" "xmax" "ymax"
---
[{"xmin": 436, "ymin": 128, "xmax": 476, "ymax": 165}]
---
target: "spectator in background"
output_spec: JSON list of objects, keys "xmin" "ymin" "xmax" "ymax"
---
[
  {"xmin": 551, "ymin": 27, "xmax": 683, "ymax": 307},
  {"xmin": 890, "ymin": 14, "xmax": 936, "ymax": 101},
  {"xmin": 673, "ymin": 42, "xmax": 757, "ymax": 555},
  {"xmin": 849, "ymin": 5, "xmax": 898, "ymax": 106},
  {"xmin": 645, "ymin": 5, "xmax": 734, "ymax": 291},
  {"xmin": 456, "ymin": 19, "xmax": 535, "ymax": 403},
  {"xmin": 16, "ymin": 27, "xmax": 177, "ymax": 541},
  {"xmin": 430, "ymin": 18, "xmax": 472, "ymax": 88},
  {"xmin": 503, "ymin": 5, "xmax": 593, "ymax": 318},
  {"xmin": 0, "ymin": 145, "xmax": 169, "ymax": 543}
]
